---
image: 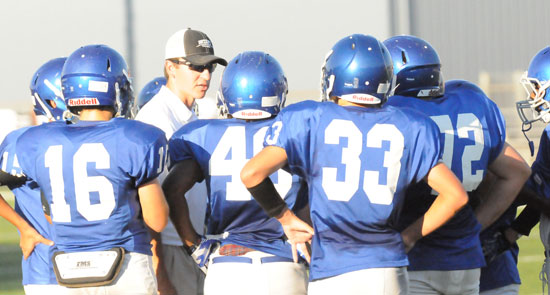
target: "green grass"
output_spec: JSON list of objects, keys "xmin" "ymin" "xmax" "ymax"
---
[
  {"xmin": 517, "ymin": 225, "xmax": 545, "ymax": 295},
  {"xmin": 0, "ymin": 190, "xmax": 24, "ymax": 295},
  {"xmin": 0, "ymin": 190, "xmax": 546, "ymax": 294}
]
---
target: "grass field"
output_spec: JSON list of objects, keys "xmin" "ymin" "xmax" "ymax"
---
[{"xmin": 0, "ymin": 193, "xmax": 546, "ymax": 295}]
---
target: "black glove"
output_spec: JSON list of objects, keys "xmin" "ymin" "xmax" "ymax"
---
[{"xmin": 481, "ymin": 228, "xmax": 512, "ymax": 264}]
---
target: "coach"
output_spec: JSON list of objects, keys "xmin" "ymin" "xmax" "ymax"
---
[{"xmin": 136, "ymin": 28, "xmax": 227, "ymax": 295}]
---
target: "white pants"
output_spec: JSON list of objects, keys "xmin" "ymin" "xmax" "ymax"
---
[
  {"xmin": 24, "ymin": 284, "xmax": 64, "ymax": 295},
  {"xmin": 308, "ymin": 267, "xmax": 408, "ymax": 295},
  {"xmin": 408, "ymin": 269, "xmax": 480, "ymax": 295},
  {"xmin": 162, "ymin": 244, "xmax": 205, "ymax": 295},
  {"xmin": 479, "ymin": 284, "xmax": 520, "ymax": 295},
  {"xmin": 60, "ymin": 252, "xmax": 157, "ymax": 295},
  {"xmin": 204, "ymin": 249, "xmax": 308, "ymax": 295}
]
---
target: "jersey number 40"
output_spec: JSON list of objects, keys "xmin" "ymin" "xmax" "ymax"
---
[{"xmin": 210, "ymin": 125, "xmax": 292, "ymax": 201}]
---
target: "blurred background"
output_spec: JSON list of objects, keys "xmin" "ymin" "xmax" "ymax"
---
[{"xmin": 0, "ymin": 0, "xmax": 549, "ymax": 293}]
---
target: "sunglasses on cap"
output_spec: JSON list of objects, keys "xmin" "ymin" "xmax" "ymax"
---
[{"xmin": 171, "ymin": 59, "xmax": 217, "ymax": 73}]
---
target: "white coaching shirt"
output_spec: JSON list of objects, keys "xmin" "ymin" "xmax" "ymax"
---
[{"xmin": 136, "ymin": 85, "xmax": 207, "ymax": 246}]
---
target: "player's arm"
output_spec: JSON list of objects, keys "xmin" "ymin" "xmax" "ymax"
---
[
  {"xmin": 401, "ymin": 162, "xmax": 468, "ymax": 252},
  {"xmin": 138, "ymin": 178, "xmax": 169, "ymax": 233},
  {"xmin": 241, "ymin": 146, "xmax": 314, "ymax": 262},
  {"xmin": 0, "ymin": 193, "xmax": 53, "ymax": 259},
  {"xmin": 475, "ymin": 142, "xmax": 531, "ymax": 230},
  {"xmin": 162, "ymin": 159, "xmax": 203, "ymax": 247}
]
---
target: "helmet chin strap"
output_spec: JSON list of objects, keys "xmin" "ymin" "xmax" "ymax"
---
[{"xmin": 521, "ymin": 121, "xmax": 535, "ymax": 157}]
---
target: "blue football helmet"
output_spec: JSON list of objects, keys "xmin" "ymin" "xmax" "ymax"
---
[
  {"xmin": 30, "ymin": 57, "xmax": 68, "ymax": 122},
  {"xmin": 516, "ymin": 46, "xmax": 550, "ymax": 124},
  {"xmin": 218, "ymin": 51, "xmax": 287, "ymax": 119},
  {"xmin": 61, "ymin": 45, "xmax": 134, "ymax": 118},
  {"xmin": 137, "ymin": 77, "xmax": 166, "ymax": 110},
  {"xmin": 321, "ymin": 34, "xmax": 393, "ymax": 105},
  {"xmin": 383, "ymin": 35, "xmax": 444, "ymax": 98}
]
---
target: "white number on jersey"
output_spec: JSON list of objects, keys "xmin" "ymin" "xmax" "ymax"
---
[
  {"xmin": 45, "ymin": 144, "xmax": 116, "ymax": 222},
  {"xmin": 322, "ymin": 120, "xmax": 404, "ymax": 204},
  {"xmin": 430, "ymin": 113, "xmax": 484, "ymax": 192},
  {"xmin": 1, "ymin": 151, "xmax": 21, "ymax": 176},
  {"xmin": 210, "ymin": 125, "xmax": 292, "ymax": 201}
]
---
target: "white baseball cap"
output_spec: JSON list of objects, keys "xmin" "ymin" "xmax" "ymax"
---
[{"xmin": 165, "ymin": 28, "xmax": 227, "ymax": 66}]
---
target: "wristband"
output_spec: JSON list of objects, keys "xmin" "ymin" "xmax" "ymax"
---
[
  {"xmin": 0, "ymin": 170, "xmax": 26, "ymax": 187},
  {"xmin": 247, "ymin": 178, "xmax": 287, "ymax": 218}
]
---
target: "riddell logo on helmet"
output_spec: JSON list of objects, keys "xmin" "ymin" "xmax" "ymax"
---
[
  {"xmin": 68, "ymin": 98, "xmax": 100, "ymax": 106},
  {"xmin": 352, "ymin": 95, "xmax": 376, "ymax": 102},
  {"xmin": 240, "ymin": 111, "xmax": 263, "ymax": 117}
]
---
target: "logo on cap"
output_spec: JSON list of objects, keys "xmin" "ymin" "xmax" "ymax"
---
[{"xmin": 197, "ymin": 39, "xmax": 212, "ymax": 48}]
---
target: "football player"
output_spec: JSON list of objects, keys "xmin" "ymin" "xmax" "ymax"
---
[
  {"xmin": 0, "ymin": 57, "xmax": 66, "ymax": 294},
  {"xmin": 15, "ymin": 44, "xmax": 169, "ymax": 294},
  {"xmin": 163, "ymin": 51, "xmax": 308, "ymax": 295},
  {"xmin": 240, "ymin": 34, "xmax": 469, "ymax": 294},
  {"xmin": 514, "ymin": 46, "xmax": 550, "ymax": 294},
  {"xmin": 383, "ymin": 35, "xmax": 530, "ymax": 295}
]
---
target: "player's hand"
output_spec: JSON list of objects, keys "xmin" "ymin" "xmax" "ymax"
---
[
  {"xmin": 481, "ymin": 227, "xmax": 513, "ymax": 264},
  {"xmin": 187, "ymin": 237, "xmax": 220, "ymax": 274},
  {"xmin": 20, "ymin": 226, "xmax": 53, "ymax": 259},
  {"xmin": 276, "ymin": 208, "xmax": 314, "ymax": 263}
]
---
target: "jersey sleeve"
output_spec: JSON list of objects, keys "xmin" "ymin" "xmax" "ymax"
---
[
  {"xmin": 167, "ymin": 120, "xmax": 209, "ymax": 171},
  {"xmin": 528, "ymin": 128, "xmax": 550, "ymax": 198},
  {"xmin": 14, "ymin": 127, "xmax": 41, "ymax": 183},
  {"xmin": 406, "ymin": 111, "xmax": 444, "ymax": 183},
  {"xmin": 0, "ymin": 130, "xmax": 27, "ymax": 188},
  {"xmin": 0, "ymin": 128, "xmax": 26, "ymax": 176},
  {"xmin": 125, "ymin": 123, "xmax": 168, "ymax": 187},
  {"xmin": 263, "ymin": 101, "xmax": 320, "ymax": 178},
  {"xmin": 485, "ymin": 99, "xmax": 507, "ymax": 164}
]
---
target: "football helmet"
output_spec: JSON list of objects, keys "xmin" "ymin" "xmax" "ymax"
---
[
  {"xmin": 321, "ymin": 34, "xmax": 393, "ymax": 105},
  {"xmin": 137, "ymin": 77, "xmax": 166, "ymax": 110},
  {"xmin": 383, "ymin": 35, "xmax": 444, "ymax": 98},
  {"xmin": 516, "ymin": 46, "xmax": 550, "ymax": 124},
  {"xmin": 218, "ymin": 51, "xmax": 287, "ymax": 119},
  {"xmin": 61, "ymin": 45, "xmax": 134, "ymax": 118},
  {"xmin": 30, "ymin": 57, "xmax": 68, "ymax": 122}
]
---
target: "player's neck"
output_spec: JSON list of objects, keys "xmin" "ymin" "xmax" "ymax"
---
[{"xmin": 79, "ymin": 109, "xmax": 114, "ymax": 121}]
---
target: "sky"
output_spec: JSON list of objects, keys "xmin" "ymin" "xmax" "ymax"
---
[{"xmin": 0, "ymin": 0, "xmax": 391, "ymax": 113}]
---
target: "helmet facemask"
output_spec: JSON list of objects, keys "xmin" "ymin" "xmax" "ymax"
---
[{"xmin": 517, "ymin": 71, "xmax": 550, "ymax": 125}]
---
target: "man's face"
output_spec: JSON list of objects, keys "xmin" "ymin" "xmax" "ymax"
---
[{"xmin": 169, "ymin": 59, "xmax": 213, "ymax": 101}]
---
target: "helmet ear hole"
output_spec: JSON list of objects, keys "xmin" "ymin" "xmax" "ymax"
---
[
  {"xmin": 401, "ymin": 51, "xmax": 407, "ymax": 65},
  {"xmin": 47, "ymin": 99, "xmax": 57, "ymax": 109},
  {"xmin": 107, "ymin": 59, "xmax": 111, "ymax": 72}
]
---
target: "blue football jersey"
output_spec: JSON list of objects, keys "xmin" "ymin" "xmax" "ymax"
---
[
  {"xmin": 385, "ymin": 79, "xmax": 507, "ymax": 271},
  {"xmin": 528, "ymin": 125, "xmax": 550, "ymax": 199},
  {"xmin": 16, "ymin": 118, "xmax": 167, "ymax": 254},
  {"xmin": 169, "ymin": 118, "xmax": 306, "ymax": 259},
  {"xmin": 264, "ymin": 100, "xmax": 442, "ymax": 280},
  {"xmin": 479, "ymin": 205, "xmax": 521, "ymax": 291},
  {"xmin": 0, "ymin": 127, "xmax": 57, "ymax": 285}
]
